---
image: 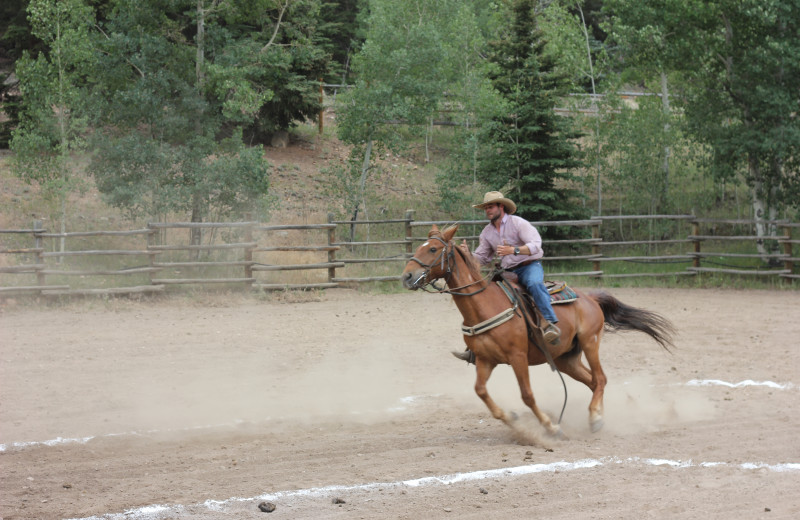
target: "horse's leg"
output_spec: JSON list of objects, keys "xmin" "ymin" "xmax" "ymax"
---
[
  {"xmin": 579, "ymin": 330, "xmax": 607, "ymax": 432},
  {"xmin": 509, "ymin": 352, "xmax": 563, "ymax": 438},
  {"xmin": 474, "ymin": 357, "xmax": 515, "ymax": 426},
  {"xmin": 554, "ymin": 352, "xmax": 604, "ymax": 432}
]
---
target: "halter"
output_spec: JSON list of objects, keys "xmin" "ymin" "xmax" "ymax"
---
[{"xmin": 408, "ymin": 236, "xmax": 490, "ymax": 296}]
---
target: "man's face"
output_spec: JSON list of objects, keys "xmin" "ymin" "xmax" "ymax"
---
[{"xmin": 485, "ymin": 203, "xmax": 504, "ymax": 223}]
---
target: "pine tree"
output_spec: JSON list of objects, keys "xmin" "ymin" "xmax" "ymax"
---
[{"xmin": 478, "ymin": 0, "xmax": 585, "ymax": 223}]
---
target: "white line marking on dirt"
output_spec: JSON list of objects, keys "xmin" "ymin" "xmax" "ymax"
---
[
  {"xmin": 685, "ymin": 379, "xmax": 794, "ymax": 389},
  {"xmin": 1, "ymin": 379, "xmax": 794, "ymax": 453},
  {"xmin": 0, "ymin": 422, "xmax": 240, "ymax": 453},
  {"xmin": 67, "ymin": 457, "xmax": 800, "ymax": 520}
]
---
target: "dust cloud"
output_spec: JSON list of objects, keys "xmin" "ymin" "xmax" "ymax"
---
[{"xmin": 121, "ymin": 355, "xmax": 715, "ymax": 441}]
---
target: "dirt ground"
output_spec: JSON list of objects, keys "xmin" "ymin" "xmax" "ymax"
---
[{"xmin": 1, "ymin": 287, "xmax": 798, "ymax": 520}]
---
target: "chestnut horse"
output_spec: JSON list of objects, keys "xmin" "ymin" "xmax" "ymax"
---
[{"xmin": 400, "ymin": 224, "xmax": 675, "ymax": 438}]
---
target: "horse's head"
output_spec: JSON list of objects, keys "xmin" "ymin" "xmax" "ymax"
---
[{"xmin": 401, "ymin": 224, "xmax": 459, "ymax": 290}]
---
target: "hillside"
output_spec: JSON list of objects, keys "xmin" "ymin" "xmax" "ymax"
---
[{"xmin": 0, "ymin": 120, "xmax": 442, "ymax": 232}]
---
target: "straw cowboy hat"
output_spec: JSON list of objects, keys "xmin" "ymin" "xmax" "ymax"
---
[{"xmin": 473, "ymin": 191, "xmax": 517, "ymax": 215}]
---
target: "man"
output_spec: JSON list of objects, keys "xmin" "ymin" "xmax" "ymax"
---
[{"xmin": 459, "ymin": 191, "xmax": 561, "ymax": 344}]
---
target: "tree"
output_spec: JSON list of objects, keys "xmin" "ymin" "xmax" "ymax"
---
[
  {"xmin": 435, "ymin": 1, "xmax": 501, "ymax": 215},
  {"xmin": 244, "ymin": 0, "xmax": 334, "ymax": 140},
  {"xmin": 540, "ymin": 1, "xmax": 610, "ymax": 214},
  {"xmin": 476, "ymin": 0, "xmax": 585, "ymax": 225},
  {"xmin": 599, "ymin": 94, "xmax": 691, "ymax": 215},
  {"xmin": 10, "ymin": 0, "xmax": 96, "ymax": 251},
  {"xmin": 335, "ymin": 0, "xmax": 451, "ymax": 231},
  {"xmin": 605, "ymin": 0, "xmax": 800, "ymax": 246},
  {"xmin": 87, "ymin": 0, "xmax": 289, "ymax": 231},
  {"xmin": 317, "ymin": 0, "xmax": 365, "ymax": 83}
]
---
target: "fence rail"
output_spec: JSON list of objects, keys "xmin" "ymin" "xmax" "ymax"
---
[{"xmin": 0, "ymin": 213, "xmax": 796, "ymax": 296}]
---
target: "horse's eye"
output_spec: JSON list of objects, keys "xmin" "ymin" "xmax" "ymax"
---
[{"xmin": 429, "ymin": 247, "xmax": 437, "ymax": 253}]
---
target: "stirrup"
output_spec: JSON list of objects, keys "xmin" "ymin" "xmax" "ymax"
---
[
  {"xmin": 452, "ymin": 349, "xmax": 476, "ymax": 365},
  {"xmin": 542, "ymin": 323, "xmax": 561, "ymax": 344}
]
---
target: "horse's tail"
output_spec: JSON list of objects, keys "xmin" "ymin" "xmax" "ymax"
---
[{"xmin": 590, "ymin": 291, "xmax": 676, "ymax": 351}]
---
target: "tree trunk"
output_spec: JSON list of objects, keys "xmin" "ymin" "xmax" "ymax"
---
[
  {"xmin": 56, "ymin": 16, "xmax": 67, "ymax": 258},
  {"xmin": 577, "ymin": 4, "xmax": 602, "ymax": 215},
  {"xmin": 192, "ymin": 0, "xmax": 205, "ymax": 251},
  {"xmin": 660, "ymin": 72, "xmax": 671, "ymax": 210},
  {"xmin": 191, "ymin": 192, "xmax": 203, "ymax": 254},
  {"xmin": 350, "ymin": 138, "xmax": 373, "ymax": 243},
  {"xmin": 749, "ymin": 154, "xmax": 770, "ymax": 258},
  {"xmin": 196, "ymin": 0, "xmax": 205, "ymax": 89}
]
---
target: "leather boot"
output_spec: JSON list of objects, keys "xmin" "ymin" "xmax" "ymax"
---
[{"xmin": 541, "ymin": 320, "xmax": 561, "ymax": 344}]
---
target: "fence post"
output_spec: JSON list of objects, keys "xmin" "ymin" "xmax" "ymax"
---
[
  {"xmin": 244, "ymin": 221, "xmax": 254, "ymax": 285},
  {"xmin": 591, "ymin": 221, "xmax": 601, "ymax": 278},
  {"xmin": 404, "ymin": 209, "xmax": 415, "ymax": 258},
  {"xmin": 691, "ymin": 221, "xmax": 701, "ymax": 269},
  {"xmin": 33, "ymin": 220, "xmax": 45, "ymax": 288},
  {"xmin": 783, "ymin": 224, "xmax": 793, "ymax": 282},
  {"xmin": 328, "ymin": 213, "xmax": 336, "ymax": 283},
  {"xmin": 146, "ymin": 223, "xmax": 157, "ymax": 286}
]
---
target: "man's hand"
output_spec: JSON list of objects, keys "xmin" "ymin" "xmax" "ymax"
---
[
  {"xmin": 497, "ymin": 240, "xmax": 514, "ymax": 257},
  {"xmin": 458, "ymin": 239, "xmax": 470, "ymax": 255}
]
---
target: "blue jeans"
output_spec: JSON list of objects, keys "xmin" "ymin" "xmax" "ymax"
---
[{"xmin": 512, "ymin": 261, "xmax": 558, "ymax": 323}]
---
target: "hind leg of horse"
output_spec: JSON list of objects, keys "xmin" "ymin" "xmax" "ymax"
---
[
  {"xmin": 554, "ymin": 352, "xmax": 604, "ymax": 432},
  {"xmin": 580, "ymin": 332, "xmax": 607, "ymax": 432},
  {"xmin": 474, "ymin": 358, "xmax": 515, "ymax": 426},
  {"xmin": 509, "ymin": 353, "xmax": 563, "ymax": 438}
]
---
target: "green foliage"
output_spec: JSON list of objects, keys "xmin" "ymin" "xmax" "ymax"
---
[
  {"xmin": 0, "ymin": 0, "xmax": 40, "ymax": 62},
  {"xmin": 475, "ymin": 0, "xmax": 586, "ymax": 225},
  {"xmin": 319, "ymin": 153, "xmax": 364, "ymax": 219},
  {"xmin": 10, "ymin": 0, "xmax": 96, "ymax": 208},
  {"xmin": 604, "ymin": 0, "xmax": 800, "ymax": 219},
  {"xmin": 539, "ymin": 1, "xmax": 609, "ymax": 93},
  {"xmin": 318, "ymin": 0, "xmax": 365, "ymax": 81},
  {"xmin": 87, "ymin": 0, "xmax": 280, "ymax": 222},
  {"xmin": 337, "ymin": 0, "xmax": 450, "ymax": 147},
  {"xmin": 598, "ymin": 95, "xmax": 677, "ymax": 214},
  {"xmin": 92, "ymin": 130, "xmax": 269, "ymax": 221},
  {"xmin": 243, "ymin": 0, "xmax": 334, "ymax": 138},
  {"xmin": 335, "ymin": 0, "xmax": 463, "ymax": 220}
]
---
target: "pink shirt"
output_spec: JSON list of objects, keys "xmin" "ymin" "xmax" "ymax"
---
[{"xmin": 472, "ymin": 214, "xmax": 544, "ymax": 269}]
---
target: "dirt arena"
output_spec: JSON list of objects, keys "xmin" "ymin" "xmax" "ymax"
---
[{"xmin": 1, "ymin": 287, "xmax": 798, "ymax": 519}]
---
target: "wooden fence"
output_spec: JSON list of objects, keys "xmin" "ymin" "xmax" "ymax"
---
[{"xmin": 1, "ymin": 213, "xmax": 797, "ymax": 296}]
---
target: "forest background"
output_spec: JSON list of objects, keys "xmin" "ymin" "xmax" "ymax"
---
[{"xmin": 1, "ymin": 0, "xmax": 798, "ymax": 253}]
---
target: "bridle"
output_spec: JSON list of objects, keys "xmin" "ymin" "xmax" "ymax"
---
[{"xmin": 407, "ymin": 236, "xmax": 490, "ymax": 296}]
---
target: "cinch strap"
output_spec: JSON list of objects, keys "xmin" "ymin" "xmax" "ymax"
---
[{"xmin": 460, "ymin": 281, "xmax": 518, "ymax": 336}]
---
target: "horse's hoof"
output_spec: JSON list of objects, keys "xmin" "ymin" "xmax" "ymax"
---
[
  {"xmin": 549, "ymin": 425, "xmax": 567, "ymax": 440},
  {"xmin": 590, "ymin": 417, "xmax": 605, "ymax": 433},
  {"xmin": 509, "ymin": 411, "xmax": 519, "ymax": 422}
]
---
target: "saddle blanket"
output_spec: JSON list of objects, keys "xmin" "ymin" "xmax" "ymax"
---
[{"xmin": 545, "ymin": 280, "xmax": 578, "ymax": 305}]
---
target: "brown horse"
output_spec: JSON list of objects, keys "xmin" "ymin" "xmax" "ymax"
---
[{"xmin": 400, "ymin": 224, "xmax": 675, "ymax": 438}]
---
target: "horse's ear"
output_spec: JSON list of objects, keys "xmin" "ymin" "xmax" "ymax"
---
[
  {"xmin": 428, "ymin": 224, "xmax": 440, "ymax": 237},
  {"xmin": 443, "ymin": 224, "xmax": 459, "ymax": 242}
]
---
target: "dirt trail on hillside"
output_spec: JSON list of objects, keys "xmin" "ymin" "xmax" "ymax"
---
[{"xmin": 1, "ymin": 288, "xmax": 798, "ymax": 519}]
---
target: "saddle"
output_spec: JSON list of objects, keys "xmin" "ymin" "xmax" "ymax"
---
[
  {"xmin": 494, "ymin": 271, "xmax": 578, "ymax": 305},
  {"xmin": 457, "ymin": 270, "xmax": 578, "ymax": 366},
  {"xmin": 495, "ymin": 271, "xmax": 578, "ymax": 371}
]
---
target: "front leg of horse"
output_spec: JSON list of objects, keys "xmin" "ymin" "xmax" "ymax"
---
[{"xmin": 474, "ymin": 360, "xmax": 515, "ymax": 426}]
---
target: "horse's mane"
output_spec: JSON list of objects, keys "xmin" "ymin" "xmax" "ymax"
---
[{"xmin": 438, "ymin": 225, "xmax": 483, "ymax": 281}]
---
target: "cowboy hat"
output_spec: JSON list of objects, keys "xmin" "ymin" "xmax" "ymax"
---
[{"xmin": 472, "ymin": 191, "xmax": 516, "ymax": 214}]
